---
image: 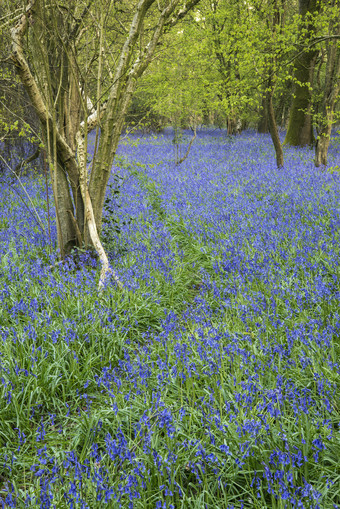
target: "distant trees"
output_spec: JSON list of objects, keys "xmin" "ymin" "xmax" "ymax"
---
[
  {"xmin": 137, "ymin": 0, "xmax": 260, "ymax": 133},
  {"xmin": 137, "ymin": 0, "xmax": 340, "ymax": 168},
  {"xmin": 263, "ymin": 0, "xmax": 339, "ymax": 167},
  {"xmin": 141, "ymin": 0, "xmax": 292, "ymax": 166}
]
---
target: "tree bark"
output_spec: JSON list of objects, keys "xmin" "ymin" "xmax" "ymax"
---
[
  {"xmin": 267, "ymin": 87, "xmax": 284, "ymax": 168},
  {"xmin": 284, "ymin": 0, "xmax": 319, "ymax": 146},
  {"xmin": 54, "ymin": 159, "xmax": 80, "ymax": 257},
  {"xmin": 258, "ymin": 95, "xmax": 269, "ymax": 133},
  {"xmin": 315, "ymin": 2, "xmax": 340, "ymax": 166},
  {"xmin": 315, "ymin": 123, "xmax": 332, "ymax": 166},
  {"xmin": 11, "ymin": 1, "xmax": 84, "ymax": 256}
]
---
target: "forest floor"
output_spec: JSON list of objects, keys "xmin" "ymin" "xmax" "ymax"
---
[{"xmin": 0, "ymin": 130, "xmax": 340, "ymax": 508}]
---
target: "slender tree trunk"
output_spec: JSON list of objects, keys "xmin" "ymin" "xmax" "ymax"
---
[
  {"xmin": 315, "ymin": 78, "xmax": 339, "ymax": 167},
  {"xmin": 267, "ymin": 87, "xmax": 284, "ymax": 168},
  {"xmin": 262, "ymin": 0, "xmax": 286, "ymax": 167},
  {"xmin": 89, "ymin": 80, "xmax": 137, "ymax": 231},
  {"xmin": 315, "ymin": 123, "xmax": 332, "ymax": 166},
  {"xmin": 176, "ymin": 126, "xmax": 197, "ymax": 164}
]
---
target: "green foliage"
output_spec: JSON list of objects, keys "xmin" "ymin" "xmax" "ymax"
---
[
  {"xmin": 101, "ymin": 172, "xmax": 133, "ymax": 255},
  {"xmin": 0, "ymin": 216, "xmax": 9, "ymax": 230},
  {"xmin": 102, "ymin": 174, "xmax": 124, "ymax": 231},
  {"xmin": 136, "ymin": 0, "xmax": 299, "ymax": 131},
  {"xmin": 327, "ymin": 164, "xmax": 340, "ymax": 174}
]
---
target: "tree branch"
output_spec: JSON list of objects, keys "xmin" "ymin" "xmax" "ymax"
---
[
  {"xmin": 0, "ymin": 153, "xmax": 46, "ymax": 233},
  {"xmin": 130, "ymin": 0, "xmax": 181, "ymax": 79},
  {"xmin": 103, "ymin": 0, "xmax": 156, "ymax": 115},
  {"xmin": 67, "ymin": 209, "xmax": 83, "ymax": 246},
  {"xmin": 10, "ymin": 2, "xmax": 80, "ymax": 181},
  {"xmin": 164, "ymin": 0, "xmax": 201, "ymax": 31},
  {"xmin": 69, "ymin": 0, "xmax": 95, "ymax": 41},
  {"xmin": 176, "ymin": 127, "xmax": 197, "ymax": 164},
  {"xmin": 14, "ymin": 146, "xmax": 40, "ymax": 176},
  {"xmin": 75, "ymin": 130, "xmax": 123, "ymax": 290}
]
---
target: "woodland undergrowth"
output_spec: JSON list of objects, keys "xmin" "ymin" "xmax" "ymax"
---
[{"xmin": 0, "ymin": 129, "xmax": 340, "ymax": 508}]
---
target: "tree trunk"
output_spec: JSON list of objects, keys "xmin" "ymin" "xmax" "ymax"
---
[
  {"xmin": 315, "ymin": 4, "xmax": 340, "ymax": 167},
  {"xmin": 258, "ymin": 95, "xmax": 269, "ymax": 133},
  {"xmin": 89, "ymin": 79, "xmax": 137, "ymax": 232},
  {"xmin": 54, "ymin": 160, "xmax": 80, "ymax": 256},
  {"xmin": 284, "ymin": 49, "xmax": 317, "ymax": 146},
  {"xmin": 262, "ymin": 0, "xmax": 286, "ymax": 168},
  {"xmin": 227, "ymin": 117, "xmax": 237, "ymax": 135},
  {"xmin": 267, "ymin": 88, "xmax": 284, "ymax": 168},
  {"xmin": 284, "ymin": 0, "xmax": 319, "ymax": 146},
  {"xmin": 315, "ymin": 87, "xmax": 338, "ymax": 167},
  {"xmin": 42, "ymin": 123, "xmax": 85, "ymax": 256},
  {"xmin": 315, "ymin": 123, "xmax": 332, "ymax": 167}
]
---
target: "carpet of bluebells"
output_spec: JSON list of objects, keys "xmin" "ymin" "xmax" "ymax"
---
[{"xmin": 0, "ymin": 129, "xmax": 340, "ymax": 508}]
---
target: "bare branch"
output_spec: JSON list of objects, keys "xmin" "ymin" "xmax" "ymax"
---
[
  {"xmin": 14, "ymin": 147, "xmax": 40, "ymax": 176},
  {"xmin": 0, "ymin": 153, "xmax": 46, "ymax": 234},
  {"xmin": 69, "ymin": 0, "xmax": 95, "ymax": 41},
  {"xmin": 130, "ymin": 0, "xmax": 182, "ymax": 79},
  {"xmin": 164, "ymin": 0, "xmax": 201, "ymax": 31}
]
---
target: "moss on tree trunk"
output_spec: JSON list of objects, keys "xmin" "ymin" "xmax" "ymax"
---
[
  {"xmin": 315, "ymin": 125, "xmax": 332, "ymax": 167},
  {"xmin": 258, "ymin": 95, "xmax": 269, "ymax": 133},
  {"xmin": 284, "ymin": 49, "xmax": 317, "ymax": 146},
  {"xmin": 284, "ymin": 0, "xmax": 319, "ymax": 147}
]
